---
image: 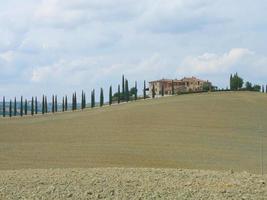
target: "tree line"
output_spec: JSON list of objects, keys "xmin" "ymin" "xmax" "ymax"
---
[
  {"xmin": 1, "ymin": 75, "xmax": 147, "ymax": 118},
  {"xmin": 230, "ymin": 73, "xmax": 265, "ymax": 92}
]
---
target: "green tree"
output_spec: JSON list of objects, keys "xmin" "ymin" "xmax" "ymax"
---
[
  {"xmin": 35, "ymin": 97, "xmax": 37, "ymax": 114},
  {"xmin": 14, "ymin": 97, "xmax": 17, "ymax": 116},
  {"xmin": 3, "ymin": 97, "xmax": 5, "ymax": 117},
  {"xmin": 9, "ymin": 100, "xmax": 12, "ymax": 118},
  {"xmin": 45, "ymin": 96, "xmax": 48, "ymax": 113},
  {"xmin": 62, "ymin": 97, "xmax": 65, "ymax": 112},
  {"xmin": 122, "ymin": 75, "xmax": 125, "ymax": 101},
  {"xmin": 52, "ymin": 95, "xmax": 55, "ymax": 113},
  {"xmin": 91, "ymin": 90, "xmax": 95, "ymax": 108},
  {"xmin": 262, "ymin": 85, "xmax": 265, "ymax": 93},
  {"xmin": 25, "ymin": 99, "xmax": 28, "ymax": 115},
  {"xmin": 144, "ymin": 80, "xmax": 147, "ymax": 99},
  {"xmin": 31, "ymin": 97, "xmax": 34, "ymax": 116},
  {"xmin": 42, "ymin": 95, "xmax": 45, "ymax": 114},
  {"xmin": 55, "ymin": 95, "xmax": 58, "ymax": 112},
  {"xmin": 230, "ymin": 73, "xmax": 243, "ymax": 90},
  {"xmin": 117, "ymin": 85, "xmax": 121, "ymax": 104},
  {"xmin": 109, "ymin": 86, "xmax": 112, "ymax": 105},
  {"xmin": 20, "ymin": 96, "xmax": 23, "ymax": 117},
  {"xmin": 100, "ymin": 88, "xmax": 104, "ymax": 107},
  {"xmin": 125, "ymin": 79, "xmax": 129, "ymax": 102},
  {"xmin": 245, "ymin": 82, "xmax": 253, "ymax": 90},
  {"xmin": 65, "ymin": 95, "xmax": 68, "ymax": 111},
  {"xmin": 134, "ymin": 81, "xmax": 137, "ymax": 101}
]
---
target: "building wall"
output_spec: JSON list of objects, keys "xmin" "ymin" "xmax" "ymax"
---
[{"xmin": 149, "ymin": 77, "xmax": 210, "ymax": 97}]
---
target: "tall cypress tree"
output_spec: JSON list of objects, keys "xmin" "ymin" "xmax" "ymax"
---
[
  {"xmin": 35, "ymin": 97, "xmax": 37, "ymax": 114},
  {"xmin": 81, "ymin": 91, "xmax": 84, "ymax": 109},
  {"xmin": 171, "ymin": 80, "xmax": 174, "ymax": 95},
  {"xmin": 25, "ymin": 99, "xmax": 28, "ymax": 115},
  {"xmin": 100, "ymin": 88, "xmax": 104, "ymax": 107},
  {"xmin": 52, "ymin": 95, "xmax": 55, "ymax": 113},
  {"xmin": 55, "ymin": 95, "xmax": 58, "ymax": 112},
  {"xmin": 62, "ymin": 97, "xmax": 65, "ymax": 112},
  {"xmin": 152, "ymin": 84, "xmax": 155, "ymax": 98},
  {"xmin": 125, "ymin": 79, "xmax": 129, "ymax": 102},
  {"xmin": 91, "ymin": 90, "xmax": 94, "ymax": 108},
  {"xmin": 3, "ymin": 96, "xmax": 5, "ymax": 117},
  {"xmin": 84, "ymin": 92, "xmax": 86, "ymax": 109},
  {"xmin": 109, "ymin": 86, "xmax": 112, "ymax": 105},
  {"xmin": 45, "ymin": 96, "xmax": 48, "ymax": 113},
  {"xmin": 14, "ymin": 97, "xmax": 17, "ymax": 116},
  {"xmin": 122, "ymin": 75, "xmax": 125, "ymax": 101},
  {"xmin": 65, "ymin": 95, "xmax": 68, "ymax": 111},
  {"xmin": 143, "ymin": 80, "xmax": 146, "ymax": 99},
  {"xmin": 20, "ymin": 96, "xmax": 23, "ymax": 117},
  {"xmin": 262, "ymin": 85, "xmax": 265, "ymax": 93},
  {"xmin": 31, "ymin": 97, "xmax": 34, "ymax": 116},
  {"xmin": 42, "ymin": 95, "xmax": 45, "ymax": 114},
  {"xmin": 9, "ymin": 100, "xmax": 12, "ymax": 118},
  {"xmin": 118, "ymin": 85, "xmax": 120, "ymax": 104},
  {"xmin": 134, "ymin": 81, "xmax": 137, "ymax": 101},
  {"xmin": 72, "ymin": 93, "xmax": 74, "ymax": 111}
]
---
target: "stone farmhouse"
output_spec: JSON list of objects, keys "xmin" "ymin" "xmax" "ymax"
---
[{"xmin": 149, "ymin": 76, "xmax": 211, "ymax": 96}]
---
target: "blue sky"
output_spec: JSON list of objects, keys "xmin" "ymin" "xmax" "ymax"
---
[{"xmin": 0, "ymin": 0, "xmax": 267, "ymax": 99}]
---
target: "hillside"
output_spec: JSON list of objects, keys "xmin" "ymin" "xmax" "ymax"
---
[{"xmin": 0, "ymin": 92, "xmax": 267, "ymax": 174}]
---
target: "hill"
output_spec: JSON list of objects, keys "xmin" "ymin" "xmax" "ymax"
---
[{"xmin": 0, "ymin": 92, "xmax": 267, "ymax": 174}]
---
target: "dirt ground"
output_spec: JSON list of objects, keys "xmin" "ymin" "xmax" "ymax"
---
[{"xmin": 0, "ymin": 168, "xmax": 266, "ymax": 200}]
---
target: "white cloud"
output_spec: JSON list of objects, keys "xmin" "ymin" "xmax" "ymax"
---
[{"xmin": 177, "ymin": 48, "xmax": 254, "ymax": 74}]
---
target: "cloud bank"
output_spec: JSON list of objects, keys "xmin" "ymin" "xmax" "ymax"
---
[{"xmin": 0, "ymin": 0, "xmax": 267, "ymax": 98}]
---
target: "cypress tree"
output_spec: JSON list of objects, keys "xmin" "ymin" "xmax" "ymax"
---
[
  {"xmin": 9, "ymin": 100, "xmax": 12, "ymax": 118},
  {"xmin": 100, "ymin": 88, "xmax": 104, "ymax": 107},
  {"xmin": 31, "ymin": 97, "xmax": 34, "ymax": 116},
  {"xmin": 266, "ymin": 85, "xmax": 267, "ymax": 94},
  {"xmin": 25, "ymin": 99, "xmax": 28, "ymax": 115},
  {"xmin": 134, "ymin": 81, "xmax": 137, "ymax": 101},
  {"xmin": 42, "ymin": 95, "xmax": 45, "ymax": 114},
  {"xmin": 161, "ymin": 82, "xmax": 164, "ymax": 96},
  {"xmin": 125, "ymin": 79, "xmax": 129, "ymax": 102},
  {"xmin": 35, "ymin": 97, "xmax": 38, "ymax": 114},
  {"xmin": 3, "ymin": 96, "xmax": 5, "ymax": 117},
  {"xmin": 118, "ymin": 85, "xmax": 120, "ymax": 104},
  {"xmin": 109, "ymin": 86, "xmax": 112, "ymax": 105},
  {"xmin": 81, "ymin": 91, "xmax": 84, "ymax": 109},
  {"xmin": 45, "ymin": 96, "xmax": 48, "ymax": 113},
  {"xmin": 20, "ymin": 96, "xmax": 23, "ymax": 117},
  {"xmin": 143, "ymin": 80, "xmax": 146, "ymax": 99},
  {"xmin": 65, "ymin": 95, "xmax": 68, "ymax": 111},
  {"xmin": 52, "ymin": 95, "xmax": 55, "ymax": 113},
  {"xmin": 72, "ymin": 93, "xmax": 74, "ymax": 111},
  {"xmin": 122, "ymin": 75, "xmax": 125, "ymax": 101},
  {"xmin": 91, "ymin": 90, "xmax": 93, "ymax": 108},
  {"xmin": 171, "ymin": 80, "xmax": 174, "ymax": 95},
  {"xmin": 14, "ymin": 97, "xmax": 17, "ymax": 116},
  {"xmin": 84, "ymin": 92, "xmax": 86, "ymax": 109},
  {"xmin": 62, "ymin": 97, "xmax": 65, "ymax": 112},
  {"xmin": 55, "ymin": 95, "xmax": 58, "ymax": 112},
  {"xmin": 262, "ymin": 85, "xmax": 265, "ymax": 93},
  {"xmin": 152, "ymin": 84, "xmax": 155, "ymax": 98}
]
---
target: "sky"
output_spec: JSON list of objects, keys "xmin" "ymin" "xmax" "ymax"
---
[{"xmin": 0, "ymin": 0, "xmax": 267, "ymax": 100}]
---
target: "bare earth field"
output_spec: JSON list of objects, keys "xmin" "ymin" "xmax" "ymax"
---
[
  {"xmin": 0, "ymin": 92, "xmax": 267, "ymax": 199},
  {"xmin": 0, "ymin": 168, "xmax": 267, "ymax": 199}
]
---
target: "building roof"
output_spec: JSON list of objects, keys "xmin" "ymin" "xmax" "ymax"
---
[{"xmin": 149, "ymin": 77, "xmax": 208, "ymax": 84}]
